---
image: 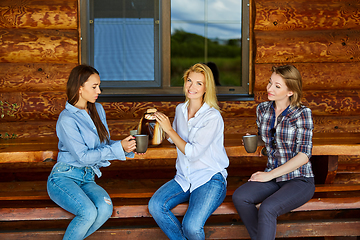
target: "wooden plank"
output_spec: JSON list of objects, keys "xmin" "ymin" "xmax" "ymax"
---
[
  {"xmin": 1, "ymin": 219, "xmax": 360, "ymax": 240},
  {"xmin": 1, "ymin": 133, "xmax": 360, "ymax": 163},
  {"xmin": 312, "ymin": 116, "xmax": 360, "ymax": 133},
  {"xmin": 0, "ymin": 63, "xmax": 76, "ymax": 92},
  {"xmin": 0, "ymin": 92, "xmax": 67, "ymax": 121},
  {"xmin": 255, "ymin": 90, "xmax": 360, "ymax": 116},
  {"xmin": 0, "ymin": 95, "xmax": 258, "ymax": 121},
  {"xmin": 255, "ymin": 29, "xmax": 360, "ymax": 64},
  {"xmin": 335, "ymin": 173, "xmax": 360, "ymax": 184},
  {"xmin": 2, "ymin": 115, "xmax": 360, "ymax": 140},
  {"xmin": 0, "ymin": 0, "xmax": 77, "ymax": 29},
  {"xmin": 4, "ymin": 176, "xmax": 358, "ymax": 201},
  {"xmin": 0, "ymin": 29, "xmax": 78, "ymax": 63},
  {"xmin": 0, "ymin": 121, "xmax": 57, "ymax": 139},
  {"xmin": 0, "ymin": 219, "xmax": 360, "ymax": 240},
  {"xmin": 254, "ymin": 62, "xmax": 360, "ymax": 91},
  {"xmin": 255, "ymin": 0, "xmax": 360, "ymax": 31},
  {"xmin": 1, "ymin": 196, "xmax": 359, "ymax": 221},
  {"xmin": 102, "ymin": 100, "xmax": 259, "ymax": 120}
]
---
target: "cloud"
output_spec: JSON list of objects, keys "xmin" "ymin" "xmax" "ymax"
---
[{"xmin": 171, "ymin": 0, "xmax": 242, "ymax": 40}]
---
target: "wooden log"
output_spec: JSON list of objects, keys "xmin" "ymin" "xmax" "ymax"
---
[
  {"xmin": 312, "ymin": 115, "xmax": 360, "ymax": 133},
  {"xmin": 339, "ymin": 155, "xmax": 360, "ymax": 164},
  {"xmin": 255, "ymin": 0, "xmax": 360, "ymax": 31},
  {"xmin": 255, "ymin": 29, "xmax": 360, "ymax": 63},
  {"xmin": 102, "ymin": 100, "xmax": 259, "ymax": 120},
  {"xmin": 0, "ymin": 92, "xmax": 67, "ymax": 121},
  {"xmin": 2, "ymin": 112, "xmax": 360, "ymax": 139},
  {"xmin": 0, "ymin": 63, "xmax": 76, "ymax": 92},
  {"xmin": 254, "ymin": 62, "xmax": 360, "ymax": 91},
  {"xmin": 0, "ymin": 29, "xmax": 78, "ymax": 63},
  {"xmin": 0, "ymin": 0, "xmax": 77, "ymax": 29},
  {"xmin": 255, "ymin": 90, "xmax": 360, "ymax": 116},
  {"xmin": 334, "ymin": 173, "xmax": 360, "ymax": 184},
  {"xmin": 0, "ymin": 93, "xmax": 257, "ymax": 122}
]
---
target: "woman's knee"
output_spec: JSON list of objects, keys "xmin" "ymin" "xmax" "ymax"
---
[
  {"xmin": 96, "ymin": 196, "xmax": 113, "ymax": 220},
  {"xmin": 79, "ymin": 203, "xmax": 98, "ymax": 223},
  {"xmin": 148, "ymin": 195, "xmax": 163, "ymax": 217},
  {"xmin": 258, "ymin": 201, "xmax": 278, "ymax": 219},
  {"xmin": 232, "ymin": 187, "xmax": 250, "ymax": 207},
  {"xmin": 183, "ymin": 221, "xmax": 203, "ymax": 240}
]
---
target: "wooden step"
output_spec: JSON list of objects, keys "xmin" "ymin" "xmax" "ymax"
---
[
  {"xmin": 1, "ymin": 193, "xmax": 360, "ymax": 221},
  {"xmin": 0, "ymin": 219, "xmax": 359, "ymax": 240},
  {"xmin": 1, "ymin": 176, "xmax": 360, "ymax": 201}
]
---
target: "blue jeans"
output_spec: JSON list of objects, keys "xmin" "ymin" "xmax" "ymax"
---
[
  {"xmin": 232, "ymin": 177, "xmax": 315, "ymax": 240},
  {"xmin": 47, "ymin": 162, "xmax": 113, "ymax": 240},
  {"xmin": 148, "ymin": 173, "xmax": 227, "ymax": 240}
]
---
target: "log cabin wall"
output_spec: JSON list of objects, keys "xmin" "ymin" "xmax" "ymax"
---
[
  {"xmin": 0, "ymin": 0, "xmax": 360, "ymax": 141},
  {"xmin": 253, "ymin": 0, "xmax": 360, "ymax": 133}
]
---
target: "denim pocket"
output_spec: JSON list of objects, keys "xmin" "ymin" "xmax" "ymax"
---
[{"xmin": 53, "ymin": 162, "xmax": 73, "ymax": 173}]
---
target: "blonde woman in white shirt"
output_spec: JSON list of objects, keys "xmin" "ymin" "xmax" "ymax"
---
[{"xmin": 148, "ymin": 63, "xmax": 229, "ymax": 240}]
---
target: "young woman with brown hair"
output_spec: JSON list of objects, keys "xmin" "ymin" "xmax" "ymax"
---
[
  {"xmin": 47, "ymin": 64, "xmax": 136, "ymax": 240},
  {"xmin": 232, "ymin": 65, "xmax": 315, "ymax": 240}
]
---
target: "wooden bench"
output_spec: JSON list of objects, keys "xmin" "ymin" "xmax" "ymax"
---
[
  {"xmin": 0, "ymin": 133, "xmax": 360, "ymax": 239},
  {"xmin": 0, "ymin": 176, "xmax": 360, "ymax": 239}
]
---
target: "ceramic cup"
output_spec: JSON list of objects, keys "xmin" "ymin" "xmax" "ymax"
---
[
  {"xmin": 130, "ymin": 129, "xmax": 138, "ymax": 136},
  {"xmin": 243, "ymin": 135, "xmax": 258, "ymax": 153},
  {"xmin": 134, "ymin": 134, "xmax": 149, "ymax": 153}
]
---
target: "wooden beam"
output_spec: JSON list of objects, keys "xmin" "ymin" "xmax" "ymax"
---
[
  {"xmin": 0, "ymin": 0, "xmax": 77, "ymax": 29},
  {"xmin": 0, "ymin": 29, "xmax": 78, "ymax": 63},
  {"xmin": 255, "ymin": 0, "xmax": 360, "ymax": 31},
  {"xmin": 255, "ymin": 62, "xmax": 360, "ymax": 91},
  {"xmin": 255, "ymin": 90, "xmax": 360, "ymax": 116},
  {"xmin": 254, "ymin": 29, "xmax": 360, "ymax": 63},
  {"xmin": 0, "ymin": 63, "xmax": 76, "ymax": 92}
]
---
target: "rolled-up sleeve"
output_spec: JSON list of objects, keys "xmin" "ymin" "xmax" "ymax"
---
[
  {"xmin": 295, "ymin": 108, "xmax": 313, "ymax": 159},
  {"xmin": 57, "ymin": 117, "xmax": 128, "ymax": 165}
]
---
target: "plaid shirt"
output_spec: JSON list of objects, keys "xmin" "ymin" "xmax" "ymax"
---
[{"xmin": 257, "ymin": 101, "xmax": 314, "ymax": 182}]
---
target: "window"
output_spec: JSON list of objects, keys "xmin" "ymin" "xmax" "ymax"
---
[{"xmin": 80, "ymin": 0, "xmax": 250, "ymax": 100}]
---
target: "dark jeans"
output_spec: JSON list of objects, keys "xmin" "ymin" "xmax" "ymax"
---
[{"xmin": 232, "ymin": 177, "xmax": 315, "ymax": 240}]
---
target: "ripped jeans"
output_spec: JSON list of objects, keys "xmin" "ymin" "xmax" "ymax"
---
[{"xmin": 47, "ymin": 162, "xmax": 113, "ymax": 240}]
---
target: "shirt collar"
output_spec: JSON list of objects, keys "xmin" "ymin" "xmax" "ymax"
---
[
  {"xmin": 270, "ymin": 102, "xmax": 292, "ymax": 128},
  {"xmin": 65, "ymin": 101, "xmax": 82, "ymax": 114},
  {"xmin": 270, "ymin": 101, "xmax": 291, "ymax": 117},
  {"xmin": 182, "ymin": 101, "xmax": 210, "ymax": 118}
]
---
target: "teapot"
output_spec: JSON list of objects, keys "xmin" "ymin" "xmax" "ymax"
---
[{"xmin": 137, "ymin": 108, "xmax": 165, "ymax": 146}]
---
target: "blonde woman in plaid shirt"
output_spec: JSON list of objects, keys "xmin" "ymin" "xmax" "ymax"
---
[{"xmin": 232, "ymin": 65, "xmax": 315, "ymax": 240}]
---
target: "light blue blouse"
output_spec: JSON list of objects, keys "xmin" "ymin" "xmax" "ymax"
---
[{"xmin": 55, "ymin": 102, "xmax": 134, "ymax": 177}]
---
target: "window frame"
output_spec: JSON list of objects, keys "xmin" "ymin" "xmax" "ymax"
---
[{"xmin": 79, "ymin": 0, "xmax": 251, "ymax": 101}]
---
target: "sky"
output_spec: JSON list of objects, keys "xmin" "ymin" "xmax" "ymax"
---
[{"xmin": 171, "ymin": 0, "xmax": 242, "ymax": 40}]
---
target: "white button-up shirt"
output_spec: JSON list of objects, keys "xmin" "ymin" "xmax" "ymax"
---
[{"xmin": 169, "ymin": 102, "xmax": 229, "ymax": 192}]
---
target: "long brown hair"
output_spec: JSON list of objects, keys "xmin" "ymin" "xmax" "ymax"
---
[
  {"xmin": 67, "ymin": 65, "xmax": 109, "ymax": 143},
  {"xmin": 183, "ymin": 63, "xmax": 220, "ymax": 111}
]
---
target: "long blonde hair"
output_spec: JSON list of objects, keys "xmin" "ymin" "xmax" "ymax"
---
[{"xmin": 183, "ymin": 63, "xmax": 220, "ymax": 111}]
